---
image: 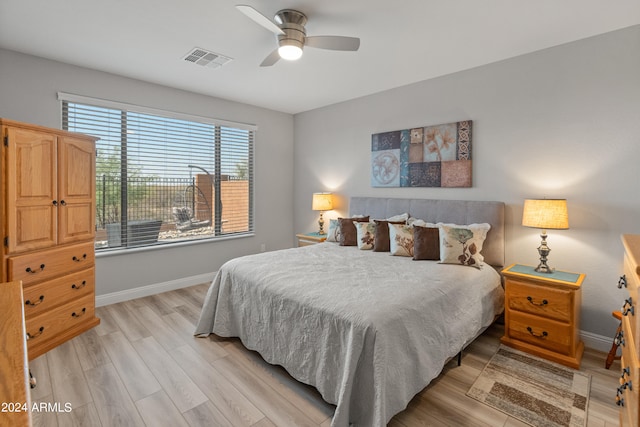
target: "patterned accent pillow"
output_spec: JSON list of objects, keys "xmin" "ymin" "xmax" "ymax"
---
[
  {"xmin": 413, "ymin": 224, "xmax": 440, "ymax": 260},
  {"xmin": 326, "ymin": 219, "xmax": 340, "ymax": 242},
  {"xmin": 373, "ymin": 220, "xmax": 406, "ymax": 252},
  {"xmin": 438, "ymin": 223, "xmax": 491, "ymax": 269},
  {"xmin": 354, "ymin": 221, "xmax": 376, "ymax": 250},
  {"xmin": 389, "ymin": 223, "xmax": 414, "ymax": 257},
  {"xmin": 338, "ymin": 216, "xmax": 370, "ymax": 246}
]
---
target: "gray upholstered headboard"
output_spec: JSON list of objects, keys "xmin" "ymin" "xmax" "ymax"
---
[{"xmin": 349, "ymin": 197, "xmax": 505, "ymax": 267}]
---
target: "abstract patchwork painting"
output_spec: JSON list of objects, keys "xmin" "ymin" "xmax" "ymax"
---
[{"xmin": 371, "ymin": 120, "xmax": 472, "ymax": 187}]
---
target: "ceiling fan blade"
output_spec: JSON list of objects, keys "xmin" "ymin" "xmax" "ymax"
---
[
  {"xmin": 305, "ymin": 36, "xmax": 360, "ymax": 51},
  {"xmin": 236, "ymin": 5, "xmax": 285, "ymax": 35},
  {"xmin": 260, "ymin": 49, "xmax": 281, "ymax": 67}
]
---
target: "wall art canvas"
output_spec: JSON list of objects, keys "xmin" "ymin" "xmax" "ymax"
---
[{"xmin": 371, "ymin": 120, "xmax": 472, "ymax": 188}]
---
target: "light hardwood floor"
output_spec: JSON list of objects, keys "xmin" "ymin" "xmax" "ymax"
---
[{"xmin": 28, "ymin": 284, "xmax": 621, "ymax": 427}]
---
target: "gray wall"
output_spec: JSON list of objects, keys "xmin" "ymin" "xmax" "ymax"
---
[
  {"xmin": 0, "ymin": 48, "xmax": 294, "ymax": 296},
  {"xmin": 293, "ymin": 25, "xmax": 640, "ymax": 338}
]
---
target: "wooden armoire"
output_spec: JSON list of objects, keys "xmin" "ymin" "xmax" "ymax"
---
[{"xmin": 1, "ymin": 118, "xmax": 100, "ymax": 360}]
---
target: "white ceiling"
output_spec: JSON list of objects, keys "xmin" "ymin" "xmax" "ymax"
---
[{"xmin": 1, "ymin": 1, "xmax": 638, "ymax": 114}]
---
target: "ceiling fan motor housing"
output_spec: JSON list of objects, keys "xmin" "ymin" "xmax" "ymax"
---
[{"xmin": 275, "ymin": 9, "xmax": 307, "ymax": 51}]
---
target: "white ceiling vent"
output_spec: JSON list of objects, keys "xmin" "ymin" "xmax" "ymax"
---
[{"xmin": 183, "ymin": 48, "xmax": 232, "ymax": 69}]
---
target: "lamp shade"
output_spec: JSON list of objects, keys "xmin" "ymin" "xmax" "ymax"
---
[
  {"xmin": 522, "ymin": 199, "xmax": 569, "ymax": 230},
  {"xmin": 312, "ymin": 193, "xmax": 333, "ymax": 211}
]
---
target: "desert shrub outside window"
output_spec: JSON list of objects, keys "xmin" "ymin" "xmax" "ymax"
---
[{"xmin": 60, "ymin": 93, "xmax": 254, "ymax": 251}]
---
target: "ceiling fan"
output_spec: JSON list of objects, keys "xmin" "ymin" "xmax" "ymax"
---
[{"xmin": 236, "ymin": 5, "xmax": 360, "ymax": 67}]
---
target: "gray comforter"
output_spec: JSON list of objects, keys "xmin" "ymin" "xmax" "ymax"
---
[{"xmin": 195, "ymin": 243, "xmax": 504, "ymax": 426}]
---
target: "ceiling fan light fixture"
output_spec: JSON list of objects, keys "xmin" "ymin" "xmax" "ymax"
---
[{"xmin": 278, "ymin": 44, "xmax": 303, "ymax": 60}]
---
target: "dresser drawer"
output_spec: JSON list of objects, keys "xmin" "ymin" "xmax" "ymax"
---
[
  {"xmin": 22, "ymin": 267, "xmax": 95, "ymax": 318},
  {"xmin": 507, "ymin": 311, "xmax": 573, "ymax": 356},
  {"xmin": 8, "ymin": 241, "xmax": 94, "ymax": 286},
  {"xmin": 506, "ymin": 279, "xmax": 573, "ymax": 322},
  {"xmin": 25, "ymin": 293, "xmax": 95, "ymax": 352}
]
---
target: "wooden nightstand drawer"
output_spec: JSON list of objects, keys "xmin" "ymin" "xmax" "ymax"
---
[
  {"xmin": 506, "ymin": 279, "xmax": 572, "ymax": 322},
  {"xmin": 507, "ymin": 311, "xmax": 573, "ymax": 356},
  {"xmin": 296, "ymin": 232, "xmax": 327, "ymax": 247}
]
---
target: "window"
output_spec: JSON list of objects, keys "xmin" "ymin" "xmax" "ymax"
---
[{"xmin": 60, "ymin": 93, "xmax": 254, "ymax": 251}]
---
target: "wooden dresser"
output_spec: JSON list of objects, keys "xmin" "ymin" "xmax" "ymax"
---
[
  {"xmin": 1, "ymin": 118, "xmax": 100, "ymax": 360},
  {"xmin": 0, "ymin": 281, "xmax": 32, "ymax": 427},
  {"xmin": 501, "ymin": 263, "xmax": 585, "ymax": 369},
  {"xmin": 617, "ymin": 234, "xmax": 640, "ymax": 425}
]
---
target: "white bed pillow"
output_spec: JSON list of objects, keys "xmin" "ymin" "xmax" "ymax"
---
[
  {"xmin": 438, "ymin": 223, "xmax": 491, "ymax": 269},
  {"xmin": 386, "ymin": 213, "xmax": 409, "ymax": 223},
  {"xmin": 388, "ymin": 223, "xmax": 414, "ymax": 257},
  {"xmin": 354, "ymin": 221, "xmax": 376, "ymax": 250}
]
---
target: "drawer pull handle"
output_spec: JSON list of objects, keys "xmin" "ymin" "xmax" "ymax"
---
[
  {"xmin": 52, "ymin": 200, "xmax": 58, "ymax": 206},
  {"xmin": 618, "ymin": 275, "xmax": 627, "ymax": 289},
  {"xmin": 526, "ymin": 296, "xmax": 548, "ymax": 306},
  {"xmin": 72, "ymin": 254, "xmax": 87, "ymax": 262},
  {"xmin": 25, "ymin": 295, "xmax": 45, "ymax": 306},
  {"xmin": 26, "ymin": 326, "xmax": 45, "ymax": 340},
  {"xmin": 616, "ymin": 388, "xmax": 625, "ymax": 406},
  {"xmin": 60, "ymin": 199, "xmax": 66, "ymax": 206},
  {"xmin": 615, "ymin": 330, "xmax": 625, "ymax": 347},
  {"xmin": 622, "ymin": 298, "xmax": 634, "ymax": 316},
  {"xmin": 621, "ymin": 380, "xmax": 633, "ymax": 391},
  {"xmin": 72, "ymin": 308, "xmax": 87, "ymax": 318},
  {"xmin": 622, "ymin": 366, "xmax": 631, "ymax": 379},
  {"xmin": 526, "ymin": 327, "xmax": 548, "ymax": 338},
  {"xmin": 26, "ymin": 264, "xmax": 45, "ymax": 274},
  {"xmin": 71, "ymin": 281, "xmax": 87, "ymax": 290}
]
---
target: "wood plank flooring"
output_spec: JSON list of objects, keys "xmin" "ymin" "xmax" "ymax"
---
[{"xmin": 28, "ymin": 284, "xmax": 621, "ymax": 426}]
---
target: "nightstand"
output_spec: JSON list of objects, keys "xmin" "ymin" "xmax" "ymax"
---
[
  {"xmin": 500, "ymin": 263, "xmax": 585, "ymax": 369},
  {"xmin": 296, "ymin": 232, "xmax": 327, "ymax": 247}
]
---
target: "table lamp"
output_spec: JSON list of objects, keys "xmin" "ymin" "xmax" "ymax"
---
[
  {"xmin": 312, "ymin": 193, "xmax": 333, "ymax": 234},
  {"xmin": 522, "ymin": 198, "xmax": 569, "ymax": 273}
]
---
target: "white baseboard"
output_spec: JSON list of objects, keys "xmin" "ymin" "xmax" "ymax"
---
[
  {"xmin": 581, "ymin": 330, "xmax": 614, "ymax": 353},
  {"xmin": 96, "ymin": 272, "xmax": 216, "ymax": 307}
]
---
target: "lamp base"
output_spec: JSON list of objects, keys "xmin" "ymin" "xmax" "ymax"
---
[
  {"xmin": 535, "ymin": 230, "xmax": 554, "ymax": 274},
  {"xmin": 317, "ymin": 211, "xmax": 326, "ymax": 235}
]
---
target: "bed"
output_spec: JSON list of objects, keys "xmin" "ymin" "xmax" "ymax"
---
[{"xmin": 195, "ymin": 197, "xmax": 505, "ymax": 426}]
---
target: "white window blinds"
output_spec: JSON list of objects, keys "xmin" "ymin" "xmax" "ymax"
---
[{"xmin": 59, "ymin": 93, "xmax": 254, "ymax": 250}]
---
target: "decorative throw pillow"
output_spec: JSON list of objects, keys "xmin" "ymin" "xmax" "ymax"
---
[
  {"xmin": 326, "ymin": 219, "xmax": 340, "ymax": 242},
  {"xmin": 354, "ymin": 221, "xmax": 376, "ymax": 250},
  {"xmin": 373, "ymin": 220, "xmax": 406, "ymax": 252},
  {"xmin": 388, "ymin": 223, "xmax": 414, "ymax": 257},
  {"xmin": 413, "ymin": 224, "xmax": 440, "ymax": 260},
  {"xmin": 438, "ymin": 223, "xmax": 491, "ymax": 268},
  {"xmin": 338, "ymin": 216, "xmax": 370, "ymax": 246}
]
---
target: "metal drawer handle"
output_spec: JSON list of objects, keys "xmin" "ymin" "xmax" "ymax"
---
[
  {"xmin": 619, "ymin": 275, "xmax": 627, "ymax": 289},
  {"xmin": 72, "ymin": 254, "xmax": 87, "ymax": 262},
  {"xmin": 615, "ymin": 330, "xmax": 625, "ymax": 347},
  {"xmin": 71, "ymin": 281, "xmax": 87, "ymax": 290},
  {"xmin": 621, "ymin": 380, "xmax": 633, "ymax": 391},
  {"xmin": 622, "ymin": 366, "xmax": 631, "ymax": 379},
  {"xmin": 616, "ymin": 387, "xmax": 625, "ymax": 406},
  {"xmin": 527, "ymin": 296, "xmax": 548, "ymax": 306},
  {"xmin": 26, "ymin": 264, "xmax": 45, "ymax": 274},
  {"xmin": 26, "ymin": 326, "xmax": 45, "ymax": 340},
  {"xmin": 622, "ymin": 297, "xmax": 634, "ymax": 316},
  {"xmin": 72, "ymin": 307, "xmax": 87, "ymax": 318},
  {"xmin": 25, "ymin": 295, "xmax": 45, "ymax": 306},
  {"xmin": 526, "ymin": 326, "xmax": 548, "ymax": 338}
]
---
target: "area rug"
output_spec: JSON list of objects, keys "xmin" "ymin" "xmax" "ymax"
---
[{"xmin": 467, "ymin": 345, "xmax": 590, "ymax": 427}]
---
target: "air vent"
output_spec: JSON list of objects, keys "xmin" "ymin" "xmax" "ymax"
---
[{"xmin": 183, "ymin": 48, "xmax": 232, "ymax": 69}]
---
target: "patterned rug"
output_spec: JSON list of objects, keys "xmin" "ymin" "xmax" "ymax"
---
[{"xmin": 467, "ymin": 345, "xmax": 590, "ymax": 427}]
